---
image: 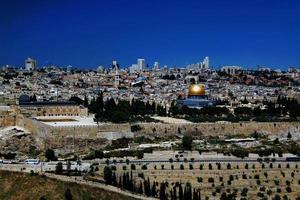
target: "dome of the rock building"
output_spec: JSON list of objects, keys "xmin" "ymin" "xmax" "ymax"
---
[{"xmin": 188, "ymin": 84, "xmax": 206, "ymax": 96}]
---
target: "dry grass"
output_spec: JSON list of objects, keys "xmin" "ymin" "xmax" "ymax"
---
[{"xmin": 0, "ymin": 171, "xmax": 136, "ymax": 200}]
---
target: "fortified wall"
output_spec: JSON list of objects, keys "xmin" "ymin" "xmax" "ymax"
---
[
  {"xmin": 15, "ymin": 117, "xmax": 300, "ymax": 139},
  {"xmin": 135, "ymin": 122, "xmax": 300, "ymax": 138}
]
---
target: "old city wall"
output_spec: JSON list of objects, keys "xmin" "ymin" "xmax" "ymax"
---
[
  {"xmin": 15, "ymin": 117, "xmax": 300, "ymax": 141},
  {"xmin": 136, "ymin": 122, "xmax": 300, "ymax": 137},
  {"xmin": 21, "ymin": 117, "xmax": 130, "ymax": 142}
]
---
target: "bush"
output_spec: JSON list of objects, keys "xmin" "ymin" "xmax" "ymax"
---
[
  {"xmin": 241, "ymin": 188, "xmax": 248, "ymax": 197},
  {"xmin": 141, "ymin": 165, "xmax": 147, "ymax": 170},
  {"xmin": 227, "ymin": 163, "xmax": 231, "ymax": 169},
  {"xmin": 45, "ymin": 149, "xmax": 56, "ymax": 161},
  {"xmin": 103, "ymin": 166, "xmax": 112, "ymax": 184},
  {"xmin": 95, "ymin": 150, "xmax": 104, "ymax": 159},
  {"xmin": 182, "ymin": 135, "xmax": 193, "ymax": 150},
  {"xmin": 55, "ymin": 162, "xmax": 63, "ymax": 174},
  {"xmin": 131, "ymin": 164, "xmax": 136, "ymax": 170},
  {"xmin": 256, "ymin": 180, "xmax": 261, "ymax": 185},
  {"xmin": 257, "ymin": 192, "xmax": 264, "ymax": 198},
  {"xmin": 131, "ymin": 125, "xmax": 142, "ymax": 132},
  {"xmin": 286, "ymin": 186, "xmax": 292, "ymax": 193},
  {"xmin": 197, "ymin": 177, "xmax": 203, "ymax": 183},
  {"xmin": 219, "ymin": 177, "xmax": 223, "ymax": 182},
  {"xmin": 267, "ymin": 189, "xmax": 272, "ymax": 196},
  {"xmin": 277, "ymin": 188, "xmax": 281, "ymax": 193}
]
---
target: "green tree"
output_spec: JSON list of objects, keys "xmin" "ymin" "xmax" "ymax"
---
[
  {"xmin": 64, "ymin": 188, "xmax": 73, "ymax": 200},
  {"xmin": 95, "ymin": 150, "xmax": 104, "ymax": 159},
  {"xmin": 104, "ymin": 166, "xmax": 112, "ymax": 184},
  {"xmin": 45, "ymin": 149, "xmax": 56, "ymax": 161},
  {"xmin": 55, "ymin": 162, "xmax": 63, "ymax": 174},
  {"xmin": 182, "ymin": 135, "xmax": 193, "ymax": 150}
]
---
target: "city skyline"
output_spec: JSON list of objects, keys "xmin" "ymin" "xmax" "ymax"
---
[{"xmin": 1, "ymin": 0, "xmax": 300, "ymax": 69}]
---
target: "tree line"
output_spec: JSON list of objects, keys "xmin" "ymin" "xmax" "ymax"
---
[
  {"xmin": 103, "ymin": 166, "xmax": 201, "ymax": 200},
  {"xmin": 87, "ymin": 92, "xmax": 166, "ymax": 123}
]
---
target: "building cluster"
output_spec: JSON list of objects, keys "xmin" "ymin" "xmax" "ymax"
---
[{"xmin": 0, "ymin": 56, "xmax": 300, "ymax": 117}]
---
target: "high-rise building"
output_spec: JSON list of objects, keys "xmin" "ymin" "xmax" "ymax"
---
[
  {"xmin": 153, "ymin": 62, "xmax": 159, "ymax": 71},
  {"xmin": 137, "ymin": 58, "xmax": 145, "ymax": 70},
  {"xmin": 202, "ymin": 56, "xmax": 209, "ymax": 69},
  {"xmin": 25, "ymin": 57, "xmax": 37, "ymax": 71}
]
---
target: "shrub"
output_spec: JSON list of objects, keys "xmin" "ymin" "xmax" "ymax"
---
[
  {"xmin": 197, "ymin": 177, "xmax": 203, "ymax": 183},
  {"xmin": 277, "ymin": 188, "xmax": 281, "ymax": 193},
  {"xmin": 227, "ymin": 163, "xmax": 231, "ymax": 169},
  {"xmin": 208, "ymin": 177, "xmax": 214, "ymax": 183},
  {"xmin": 267, "ymin": 189, "xmax": 272, "ymax": 196},
  {"xmin": 286, "ymin": 186, "xmax": 292, "ymax": 193},
  {"xmin": 257, "ymin": 192, "xmax": 264, "ymax": 198},
  {"xmin": 260, "ymin": 186, "xmax": 266, "ymax": 192},
  {"xmin": 241, "ymin": 188, "xmax": 248, "ymax": 197},
  {"xmin": 131, "ymin": 164, "xmax": 136, "ymax": 170},
  {"xmin": 141, "ymin": 165, "xmax": 147, "ymax": 170},
  {"xmin": 256, "ymin": 180, "xmax": 261, "ymax": 185},
  {"xmin": 219, "ymin": 177, "xmax": 223, "ymax": 182}
]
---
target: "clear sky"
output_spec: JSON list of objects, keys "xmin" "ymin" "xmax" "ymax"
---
[{"xmin": 1, "ymin": 0, "xmax": 300, "ymax": 69}]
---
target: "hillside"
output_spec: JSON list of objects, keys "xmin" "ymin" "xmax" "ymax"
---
[{"xmin": 0, "ymin": 171, "xmax": 137, "ymax": 200}]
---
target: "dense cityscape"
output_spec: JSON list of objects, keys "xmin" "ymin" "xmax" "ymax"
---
[
  {"xmin": 1, "ymin": 56, "xmax": 300, "ymax": 200},
  {"xmin": 2, "ymin": 0, "xmax": 300, "ymax": 200}
]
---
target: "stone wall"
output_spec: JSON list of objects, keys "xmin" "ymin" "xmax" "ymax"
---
[{"xmin": 135, "ymin": 122, "xmax": 300, "ymax": 138}]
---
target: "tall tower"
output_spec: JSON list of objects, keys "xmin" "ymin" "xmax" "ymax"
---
[
  {"xmin": 202, "ymin": 56, "xmax": 209, "ymax": 69},
  {"xmin": 137, "ymin": 58, "xmax": 145, "ymax": 71},
  {"xmin": 153, "ymin": 62, "xmax": 159, "ymax": 71},
  {"xmin": 25, "ymin": 57, "xmax": 37, "ymax": 71}
]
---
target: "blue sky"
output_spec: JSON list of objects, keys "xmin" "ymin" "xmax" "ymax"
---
[{"xmin": 1, "ymin": 0, "xmax": 300, "ymax": 69}]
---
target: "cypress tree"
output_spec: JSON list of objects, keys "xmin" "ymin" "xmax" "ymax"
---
[
  {"xmin": 151, "ymin": 181, "xmax": 157, "ymax": 197},
  {"xmin": 179, "ymin": 184, "xmax": 183, "ymax": 200},
  {"xmin": 159, "ymin": 182, "xmax": 166, "ymax": 200}
]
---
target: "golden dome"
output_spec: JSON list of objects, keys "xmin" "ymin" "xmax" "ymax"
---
[{"xmin": 188, "ymin": 84, "xmax": 206, "ymax": 96}]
